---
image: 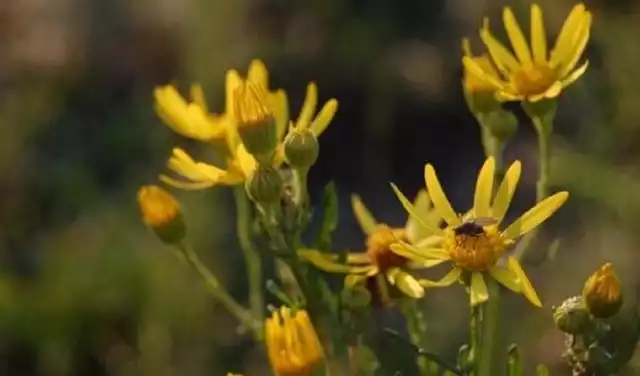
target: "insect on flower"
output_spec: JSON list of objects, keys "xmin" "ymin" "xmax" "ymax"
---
[{"xmin": 453, "ymin": 217, "xmax": 498, "ymax": 237}]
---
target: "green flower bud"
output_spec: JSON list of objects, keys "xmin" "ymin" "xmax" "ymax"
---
[
  {"xmin": 553, "ymin": 296, "xmax": 592, "ymax": 334},
  {"xmin": 479, "ymin": 110, "xmax": 518, "ymax": 142},
  {"xmin": 245, "ymin": 165, "xmax": 283, "ymax": 205},
  {"xmin": 137, "ymin": 185, "xmax": 186, "ymax": 245},
  {"xmin": 283, "ymin": 129, "xmax": 319, "ymax": 169}
]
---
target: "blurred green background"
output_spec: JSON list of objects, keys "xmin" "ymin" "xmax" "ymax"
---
[{"xmin": 1, "ymin": 0, "xmax": 639, "ymax": 374}]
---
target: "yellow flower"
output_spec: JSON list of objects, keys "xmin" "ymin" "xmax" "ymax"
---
[
  {"xmin": 158, "ymin": 59, "xmax": 288, "ymax": 189},
  {"xmin": 582, "ymin": 262, "xmax": 623, "ymax": 318},
  {"xmin": 137, "ymin": 185, "xmax": 186, "ymax": 244},
  {"xmin": 300, "ymin": 191, "xmax": 440, "ymax": 303},
  {"xmin": 462, "ymin": 38, "xmax": 500, "ymax": 95},
  {"xmin": 391, "ymin": 157, "xmax": 569, "ymax": 307},
  {"xmin": 463, "ymin": 3, "xmax": 592, "ymax": 102},
  {"xmin": 265, "ymin": 306, "xmax": 324, "ymax": 376},
  {"xmin": 233, "ymin": 81, "xmax": 279, "ymax": 160},
  {"xmin": 160, "ymin": 65, "xmax": 337, "ymax": 190}
]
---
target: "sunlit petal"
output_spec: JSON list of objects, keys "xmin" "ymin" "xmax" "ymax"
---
[
  {"xmin": 502, "ymin": 192, "xmax": 569, "ymax": 239},
  {"xmin": 350, "ymin": 194, "xmax": 378, "ymax": 235},
  {"xmin": 489, "ymin": 266, "xmax": 520, "ymax": 293},
  {"xmin": 296, "ymin": 82, "xmax": 318, "ymax": 130},
  {"xmin": 225, "ymin": 69, "xmax": 242, "ymax": 115},
  {"xmin": 491, "ymin": 160, "xmax": 521, "ymax": 224},
  {"xmin": 531, "ymin": 4, "xmax": 547, "ymax": 64},
  {"xmin": 387, "ymin": 268, "xmax": 425, "ymax": 298},
  {"xmin": 310, "ymin": 99, "xmax": 339, "ymax": 138},
  {"xmin": 419, "ymin": 267, "xmax": 461, "ymax": 287},
  {"xmin": 550, "ymin": 4, "xmax": 586, "ymax": 67},
  {"xmin": 424, "ymin": 164, "xmax": 461, "ymax": 226},
  {"xmin": 474, "ymin": 157, "xmax": 495, "ymax": 218},
  {"xmin": 470, "ymin": 272, "xmax": 490, "ymax": 306},
  {"xmin": 503, "ymin": 7, "xmax": 532, "ymax": 64},
  {"xmin": 480, "ymin": 20, "xmax": 520, "ymax": 73},
  {"xmin": 558, "ymin": 13, "xmax": 592, "ymax": 77},
  {"xmin": 391, "ymin": 183, "xmax": 443, "ymax": 235},
  {"xmin": 560, "ymin": 61, "xmax": 589, "ymax": 89},
  {"xmin": 299, "ymin": 250, "xmax": 374, "ymax": 274},
  {"xmin": 248, "ymin": 59, "xmax": 269, "ymax": 88},
  {"xmin": 462, "ymin": 57, "xmax": 505, "ymax": 89},
  {"xmin": 508, "ymin": 257, "xmax": 542, "ymax": 307}
]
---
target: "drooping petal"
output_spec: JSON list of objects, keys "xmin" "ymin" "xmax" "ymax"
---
[
  {"xmin": 508, "ymin": 257, "xmax": 542, "ymax": 307},
  {"xmin": 491, "ymin": 160, "xmax": 521, "ymax": 224},
  {"xmin": 560, "ymin": 60, "xmax": 589, "ymax": 89},
  {"xmin": 310, "ymin": 99, "xmax": 338, "ymax": 138},
  {"xmin": 503, "ymin": 7, "xmax": 532, "ymax": 64},
  {"xmin": 489, "ymin": 266, "xmax": 521, "ymax": 293},
  {"xmin": 235, "ymin": 145, "xmax": 258, "ymax": 178},
  {"xmin": 350, "ymin": 194, "xmax": 378, "ymax": 235},
  {"xmin": 502, "ymin": 191, "xmax": 569, "ymax": 240},
  {"xmin": 530, "ymin": 4, "xmax": 547, "ymax": 64},
  {"xmin": 424, "ymin": 164, "xmax": 461, "ymax": 226},
  {"xmin": 386, "ymin": 268, "xmax": 425, "ymax": 298},
  {"xmin": 470, "ymin": 272, "xmax": 490, "ymax": 306},
  {"xmin": 473, "ymin": 157, "xmax": 495, "ymax": 218},
  {"xmin": 296, "ymin": 83, "xmax": 318, "ymax": 130},
  {"xmin": 480, "ymin": 19, "xmax": 521, "ymax": 74},
  {"xmin": 549, "ymin": 4, "xmax": 587, "ymax": 67},
  {"xmin": 419, "ymin": 267, "xmax": 461, "ymax": 287},
  {"xmin": 390, "ymin": 183, "xmax": 443, "ymax": 235}
]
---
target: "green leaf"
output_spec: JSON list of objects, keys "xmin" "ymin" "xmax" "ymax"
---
[
  {"xmin": 507, "ymin": 344, "xmax": 523, "ymax": 376},
  {"xmin": 356, "ymin": 343, "xmax": 382, "ymax": 376},
  {"xmin": 315, "ymin": 181, "xmax": 339, "ymax": 251}
]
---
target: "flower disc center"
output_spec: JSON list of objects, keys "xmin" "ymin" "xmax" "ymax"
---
[
  {"xmin": 510, "ymin": 63, "xmax": 557, "ymax": 97},
  {"xmin": 445, "ymin": 225, "xmax": 506, "ymax": 272}
]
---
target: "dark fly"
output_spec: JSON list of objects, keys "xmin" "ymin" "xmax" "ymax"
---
[{"xmin": 453, "ymin": 217, "xmax": 498, "ymax": 237}]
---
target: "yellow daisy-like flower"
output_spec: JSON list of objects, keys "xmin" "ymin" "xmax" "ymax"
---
[
  {"xmin": 463, "ymin": 3, "xmax": 592, "ymax": 102},
  {"xmin": 300, "ymin": 191, "xmax": 441, "ymax": 304},
  {"xmin": 390, "ymin": 157, "xmax": 569, "ymax": 307},
  {"xmin": 265, "ymin": 306, "xmax": 324, "ymax": 376}
]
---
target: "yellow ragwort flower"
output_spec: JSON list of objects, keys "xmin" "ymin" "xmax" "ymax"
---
[
  {"xmin": 160, "ymin": 63, "xmax": 337, "ymax": 190},
  {"xmin": 462, "ymin": 38, "xmax": 500, "ymax": 95},
  {"xmin": 391, "ymin": 157, "xmax": 569, "ymax": 307},
  {"xmin": 233, "ymin": 80, "xmax": 279, "ymax": 159},
  {"xmin": 582, "ymin": 262, "xmax": 623, "ymax": 318},
  {"xmin": 265, "ymin": 306, "xmax": 324, "ymax": 376},
  {"xmin": 137, "ymin": 185, "xmax": 186, "ymax": 244},
  {"xmin": 300, "ymin": 190, "xmax": 441, "ymax": 303},
  {"xmin": 463, "ymin": 3, "xmax": 592, "ymax": 102}
]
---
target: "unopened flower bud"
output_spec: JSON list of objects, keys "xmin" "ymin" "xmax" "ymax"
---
[
  {"xmin": 137, "ymin": 185, "xmax": 186, "ymax": 244},
  {"xmin": 480, "ymin": 110, "xmax": 518, "ymax": 142},
  {"xmin": 233, "ymin": 82, "xmax": 277, "ymax": 162},
  {"xmin": 553, "ymin": 296, "xmax": 591, "ymax": 334},
  {"xmin": 245, "ymin": 166, "xmax": 283, "ymax": 205},
  {"xmin": 582, "ymin": 263, "xmax": 623, "ymax": 318},
  {"xmin": 283, "ymin": 129, "xmax": 319, "ymax": 170}
]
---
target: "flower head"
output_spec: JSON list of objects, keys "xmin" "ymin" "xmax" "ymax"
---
[
  {"xmin": 300, "ymin": 190, "xmax": 440, "ymax": 304},
  {"xmin": 391, "ymin": 157, "xmax": 569, "ymax": 306},
  {"xmin": 265, "ymin": 307, "xmax": 324, "ymax": 376},
  {"xmin": 137, "ymin": 185, "xmax": 185, "ymax": 244},
  {"xmin": 233, "ymin": 81, "xmax": 279, "ymax": 160},
  {"xmin": 463, "ymin": 4, "xmax": 592, "ymax": 102},
  {"xmin": 582, "ymin": 262, "xmax": 623, "ymax": 318}
]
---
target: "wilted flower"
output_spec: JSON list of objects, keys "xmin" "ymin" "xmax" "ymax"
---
[
  {"xmin": 265, "ymin": 306, "xmax": 324, "ymax": 376},
  {"xmin": 301, "ymin": 190, "xmax": 440, "ymax": 304},
  {"xmin": 463, "ymin": 3, "xmax": 591, "ymax": 102},
  {"xmin": 582, "ymin": 262, "xmax": 623, "ymax": 318},
  {"xmin": 391, "ymin": 157, "xmax": 569, "ymax": 307},
  {"xmin": 137, "ymin": 185, "xmax": 185, "ymax": 244}
]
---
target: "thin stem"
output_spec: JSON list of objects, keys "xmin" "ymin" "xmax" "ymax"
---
[
  {"xmin": 232, "ymin": 186, "xmax": 264, "ymax": 324},
  {"xmin": 476, "ymin": 279, "xmax": 501, "ymax": 376},
  {"xmin": 175, "ymin": 242, "xmax": 261, "ymax": 338},
  {"xmin": 533, "ymin": 118, "xmax": 551, "ymax": 202},
  {"xmin": 293, "ymin": 167, "xmax": 309, "ymax": 208},
  {"xmin": 400, "ymin": 299, "xmax": 430, "ymax": 376},
  {"xmin": 480, "ymin": 124, "xmax": 506, "ymax": 180}
]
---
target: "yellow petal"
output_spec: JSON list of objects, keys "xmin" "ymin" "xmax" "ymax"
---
[
  {"xmin": 235, "ymin": 145, "xmax": 257, "ymax": 178},
  {"xmin": 491, "ymin": 160, "xmax": 521, "ymax": 224},
  {"xmin": 480, "ymin": 19, "xmax": 520, "ymax": 74},
  {"xmin": 473, "ymin": 157, "xmax": 495, "ymax": 218},
  {"xmin": 424, "ymin": 164, "xmax": 461, "ymax": 226},
  {"xmin": 503, "ymin": 7, "xmax": 532, "ymax": 64},
  {"xmin": 296, "ymin": 82, "xmax": 318, "ymax": 130},
  {"xmin": 530, "ymin": 4, "xmax": 547, "ymax": 64},
  {"xmin": 248, "ymin": 59, "xmax": 269, "ymax": 88},
  {"xmin": 558, "ymin": 13, "xmax": 592, "ymax": 78},
  {"xmin": 299, "ymin": 250, "xmax": 374, "ymax": 274},
  {"xmin": 405, "ymin": 189, "xmax": 438, "ymax": 243},
  {"xmin": 489, "ymin": 266, "xmax": 520, "ymax": 293},
  {"xmin": 549, "ymin": 4, "xmax": 587, "ymax": 67},
  {"xmin": 389, "ymin": 242, "xmax": 450, "ymax": 264},
  {"xmin": 270, "ymin": 89, "xmax": 289, "ymax": 141},
  {"xmin": 345, "ymin": 274, "xmax": 369, "ymax": 287},
  {"xmin": 190, "ymin": 84, "xmax": 208, "ymax": 113},
  {"xmin": 502, "ymin": 191, "xmax": 569, "ymax": 239},
  {"xmin": 390, "ymin": 183, "xmax": 443, "ymax": 235},
  {"xmin": 462, "ymin": 57, "xmax": 505, "ymax": 90},
  {"xmin": 560, "ymin": 60, "xmax": 589, "ymax": 89},
  {"xmin": 508, "ymin": 257, "xmax": 542, "ymax": 307},
  {"xmin": 310, "ymin": 99, "xmax": 338, "ymax": 138},
  {"xmin": 225, "ymin": 69, "xmax": 242, "ymax": 116},
  {"xmin": 470, "ymin": 272, "xmax": 489, "ymax": 306},
  {"xmin": 350, "ymin": 194, "xmax": 378, "ymax": 235},
  {"xmin": 419, "ymin": 267, "xmax": 461, "ymax": 287},
  {"xmin": 407, "ymin": 259, "xmax": 449, "ymax": 269},
  {"xmin": 159, "ymin": 175, "xmax": 216, "ymax": 190},
  {"xmin": 387, "ymin": 268, "xmax": 425, "ymax": 298}
]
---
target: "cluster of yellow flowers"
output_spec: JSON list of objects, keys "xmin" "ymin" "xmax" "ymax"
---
[{"xmin": 136, "ymin": 3, "xmax": 605, "ymax": 375}]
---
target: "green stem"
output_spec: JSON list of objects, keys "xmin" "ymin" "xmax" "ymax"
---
[
  {"xmin": 480, "ymin": 125, "xmax": 505, "ymax": 179},
  {"xmin": 469, "ymin": 303, "xmax": 480, "ymax": 369},
  {"xmin": 476, "ymin": 279, "xmax": 501, "ymax": 376},
  {"xmin": 400, "ymin": 299, "xmax": 430, "ymax": 376},
  {"xmin": 533, "ymin": 118, "xmax": 551, "ymax": 202},
  {"xmin": 293, "ymin": 167, "xmax": 309, "ymax": 208},
  {"xmin": 176, "ymin": 242, "xmax": 261, "ymax": 338},
  {"xmin": 232, "ymin": 186, "xmax": 264, "ymax": 324}
]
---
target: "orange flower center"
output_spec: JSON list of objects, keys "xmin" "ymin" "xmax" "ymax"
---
[
  {"xmin": 510, "ymin": 63, "xmax": 557, "ymax": 97},
  {"xmin": 366, "ymin": 225, "xmax": 408, "ymax": 271},
  {"xmin": 444, "ymin": 225, "xmax": 507, "ymax": 272}
]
